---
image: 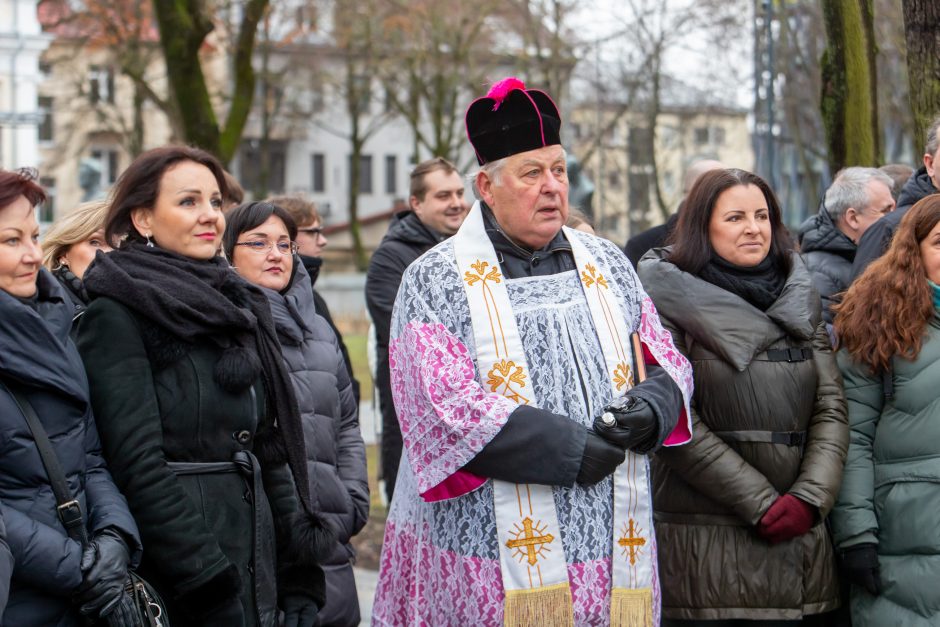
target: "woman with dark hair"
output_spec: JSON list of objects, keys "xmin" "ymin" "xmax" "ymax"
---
[
  {"xmin": 0, "ymin": 168, "xmax": 141, "ymax": 626},
  {"xmin": 75, "ymin": 147, "xmax": 328, "ymax": 627},
  {"xmin": 831, "ymin": 195, "xmax": 940, "ymax": 626},
  {"xmin": 637, "ymin": 168, "xmax": 848, "ymax": 625},
  {"xmin": 225, "ymin": 202, "xmax": 368, "ymax": 627}
]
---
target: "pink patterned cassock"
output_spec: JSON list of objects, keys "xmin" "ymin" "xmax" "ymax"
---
[{"xmin": 373, "ymin": 234, "xmax": 693, "ymax": 626}]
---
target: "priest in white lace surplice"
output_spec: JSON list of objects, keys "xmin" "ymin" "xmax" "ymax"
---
[{"xmin": 372, "ymin": 77, "xmax": 695, "ymax": 627}]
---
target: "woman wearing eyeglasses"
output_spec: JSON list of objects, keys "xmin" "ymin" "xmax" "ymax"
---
[
  {"xmin": 265, "ymin": 196, "xmax": 359, "ymax": 402},
  {"xmin": 76, "ymin": 147, "xmax": 328, "ymax": 627},
  {"xmin": 225, "ymin": 202, "xmax": 368, "ymax": 627}
]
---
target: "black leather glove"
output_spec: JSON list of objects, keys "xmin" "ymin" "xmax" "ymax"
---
[
  {"xmin": 593, "ymin": 395, "xmax": 660, "ymax": 453},
  {"xmin": 840, "ymin": 543, "xmax": 882, "ymax": 596},
  {"xmin": 75, "ymin": 529, "xmax": 132, "ymax": 618},
  {"xmin": 282, "ymin": 594, "xmax": 319, "ymax": 627},
  {"xmin": 576, "ymin": 430, "xmax": 626, "ymax": 485}
]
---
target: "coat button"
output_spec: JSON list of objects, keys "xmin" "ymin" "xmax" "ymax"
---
[
  {"xmin": 233, "ymin": 430, "xmax": 251, "ymax": 445},
  {"xmin": 531, "ymin": 257, "xmax": 540, "ymax": 267}
]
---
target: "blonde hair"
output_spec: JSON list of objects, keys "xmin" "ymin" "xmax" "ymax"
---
[{"xmin": 42, "ymin": 200, "xmax": 110, "ymax": 270}]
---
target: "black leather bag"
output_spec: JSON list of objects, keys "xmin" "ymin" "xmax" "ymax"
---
[{"xmin": 3, "ymin": 381, "xmax": 170, "ymax": 627}]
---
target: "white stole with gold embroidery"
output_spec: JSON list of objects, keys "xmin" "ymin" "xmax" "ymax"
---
[{"xmin": 454, "ymin": 202, "xmax": 655, "ymax": 626}]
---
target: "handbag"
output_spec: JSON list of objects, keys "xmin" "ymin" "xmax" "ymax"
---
[{"xmin": 3, "ymin": 381, "xmax": 169, "ymax": 627}]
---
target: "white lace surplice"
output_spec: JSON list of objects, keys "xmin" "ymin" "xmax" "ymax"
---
[{"xmin": 373, "ymin": 234, "xmax": 692, "ymax": 627}]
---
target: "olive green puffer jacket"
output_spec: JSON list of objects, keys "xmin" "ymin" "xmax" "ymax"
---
[
  {"xmin": 638, "ymin": 249, "xmax": 848, "ymax": 621},
  {"xmin": 832, "ymin": 314, "xmax": 940, "ymax": 626}
]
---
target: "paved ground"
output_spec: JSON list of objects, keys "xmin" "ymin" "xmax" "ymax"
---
[{"xmin": 355, "ymin": 567, "xmax": 378, "ymax": 626}]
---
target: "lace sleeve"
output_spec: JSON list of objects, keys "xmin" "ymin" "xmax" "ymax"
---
[{"xmin": 389, "ymin": 248, "xmax": 518, "ymax": 497}]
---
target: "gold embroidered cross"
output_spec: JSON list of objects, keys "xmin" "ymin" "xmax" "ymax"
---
[
  {"xmin": 618, "ymin": 519, "xmax": 647, "ymax": 566},
  {"xmin": 507, "ymin": 517, "xmax": 555, "ymax": 566}
]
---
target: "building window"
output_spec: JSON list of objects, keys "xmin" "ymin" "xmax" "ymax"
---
[
  {"xmin": 37, "ymin": 96, "xmax": 53, "ymax": 142},
  {"xmin": 312, "ymin": 153, "xmax": 326, "ymax": 192},
  {"xmin": 238, "ymin": 140, "xmax": 287, "ymax": 194},
  {"xmin": 352, "ymin": 154, "xmax": 373, "ymax": 194},
  {"xmin": 694, "ymin": 127, "xmax": 709, "ymax": 145},
  {"xmin": 714, "ymin": 127, "xmax": 726, "ymax": 146},
  {"xmin": 385, "ymin": 155, "xmax": 397, "ymax": 194},
  {"xmin": 90, "ymin": 149, "xmax": 119, "ymax": 185},
  {"xmin": 628, "ymin": 126, "xmax": 653, "ymax": 166},
  {"xmin": 39, "ymin": 177, "xmax": 56, "ymax": 222},
  {"xmin": 89, "ymin": 66, "xmax": 115, "ymax": 104},
  {"xmin": 608, "ymin": 170, "xmax": 621, "ymax": 189}
]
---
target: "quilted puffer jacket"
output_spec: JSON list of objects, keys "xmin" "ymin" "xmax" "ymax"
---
[{"xmin": 638, "ymin": 248, "xmax": 848, "ymax": 621}]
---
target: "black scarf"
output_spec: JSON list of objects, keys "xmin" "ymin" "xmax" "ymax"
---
[
  {"xmin": 698, "ymin": 253, "xmax": 785, "ymax": 311},
  {"xmin": 53, "ymin": 265, "xmax": 89, "ymax": 305},
  {"xmin": 299, "ymin": 255, "xmax": 322, "ymax": 286},
  {"xmin": 83, "ymin": 242, "xmax": 312, "ymax": 512}
]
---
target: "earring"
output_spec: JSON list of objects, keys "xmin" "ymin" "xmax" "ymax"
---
[{"xmin": 146, "ymin": 234, "xmax": 155, "ymax": 248}]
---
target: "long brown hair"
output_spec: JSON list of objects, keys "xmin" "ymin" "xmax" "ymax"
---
[
  {"xmin": 667, "ymin": 168, "xmax": 793, "ymax": 276},
  {"xmin": 834, "ymin": 195, "xmax": 940, "ymax": 371}
]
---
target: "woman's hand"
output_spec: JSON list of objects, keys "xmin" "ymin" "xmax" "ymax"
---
[
  {"xmin": 282, "ymin": 594, "xmax": 319, "ymax": 627},
  {"xmin": 75, "ymin": 529, "xmax": 131, "ymax": 618},
  {"xmin": 756, "ymin": 493, "xmax": 816, "ymax": 544}
]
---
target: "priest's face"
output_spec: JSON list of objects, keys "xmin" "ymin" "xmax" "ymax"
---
[{"xmin": 478, "ymin": 145, "xmax": 569, "ymax": 250}]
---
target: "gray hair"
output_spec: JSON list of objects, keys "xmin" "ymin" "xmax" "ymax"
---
[
  {"xmin": 926, "ymin": 115, "xmax": 940, "ymax": 157},
  {"xmin": 824, "ymin": 167, "xmax": 894, "ymax": 222}
]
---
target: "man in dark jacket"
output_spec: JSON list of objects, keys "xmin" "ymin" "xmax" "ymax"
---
[
  {"xmin": 624, "ymin": 159, "xmax": 724, "ymax": 267},
  {"xmin": 365, "ymin": 157, "xmax": 467, "ymax": 503},
  {"xmin": 799, "ymin": 167, "xmax": 894, "ymax": 326},
  {"xmin": 852, "ymin": 115, "xmax": 940, "ymax": 278}
]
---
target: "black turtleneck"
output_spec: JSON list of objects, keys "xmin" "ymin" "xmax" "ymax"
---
[{"xmin": 480, "ymin": 203, "xmax": 575, "ymax": 278}]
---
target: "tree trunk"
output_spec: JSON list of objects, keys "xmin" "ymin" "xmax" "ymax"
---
[
  {"xmin": 151, "ymin": 0, "xmax": 268, "ymax": 164},
  {"xmin": 820, "ymin": 0, "xmax": 879, "ymax": 172},
  {"xmin": 901, "ymin": 0, "xmax": 940, "ymax": 145},
  {"xmin": 151, "ymin": 0, "xmax": 221, "ymax": 156},
  {"xmin": 346, "ymin": 66, "xmax": 369, "ymax": 272}
]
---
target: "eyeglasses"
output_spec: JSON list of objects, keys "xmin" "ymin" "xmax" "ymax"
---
[
  {"xmin": 234, "ymin": 240, "xmax": 300, "ymax": 255},
  {"xmin": 298, "ymin": 227, "xmax": 325, "ymax": 237}
]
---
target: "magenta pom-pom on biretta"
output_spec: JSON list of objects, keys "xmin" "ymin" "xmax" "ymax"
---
[
  {"xmin": 486, "ymin": 77, "xmax": 527, "ymax": 110},
  {"xmin": 465, "ymin": 77, "xmax": 562, "ymax": 165}
]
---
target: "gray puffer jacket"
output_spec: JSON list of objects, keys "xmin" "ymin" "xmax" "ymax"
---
[
  {"xmin": 638, "ymin": 248, "xmax": 848, "ymax": 621},
  {"xmin": 266, "ymin": 263, "xmax": 369, "ymax": 627},
  {"xmin": 798, "ymin": 203, "xmax": 856, "ymax": 326}
]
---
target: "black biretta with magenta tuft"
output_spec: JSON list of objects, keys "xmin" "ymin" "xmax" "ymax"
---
[{"xmin": 465, "ymin": 77, "xmax": 562, "ymax": 165}]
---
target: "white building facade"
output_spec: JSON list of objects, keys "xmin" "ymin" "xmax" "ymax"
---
[{"xmin": 0, "ymin": 0, "xmax": 51, "ymax": 172}]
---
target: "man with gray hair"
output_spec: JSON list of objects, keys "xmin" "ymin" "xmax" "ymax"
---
[
  {"xmin": 852, "ymin": 114, "xmax": 940, "ymax": 278},
  {"xmin": 799, "ymin": 167, "xmax": 895, "ymax": 325}
]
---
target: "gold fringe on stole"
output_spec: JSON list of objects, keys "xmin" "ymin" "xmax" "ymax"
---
[
  {"xmin": 610, "ymin": 587, "xmax": 653, "ymax": 627},
  {"xmin": 503, "ymin": 583, "xmax": 575, "ymax": 627}
]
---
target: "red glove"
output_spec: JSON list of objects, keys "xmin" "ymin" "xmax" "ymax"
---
[{"xmin": 757, "ymin": 494, "xmax": 816, "ymax": 544}]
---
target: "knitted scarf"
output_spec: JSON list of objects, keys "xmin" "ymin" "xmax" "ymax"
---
[
  {"xmin": 698, "ymin": 252, "xmax": 786, "ymax": 311},
  {"xmin": 83, "ymin": 242, "xmax": 312, "ymax": 512}
]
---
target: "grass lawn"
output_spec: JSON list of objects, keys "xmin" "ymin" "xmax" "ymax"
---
[{"xmin": 343, "ymin": 333, "xmax": 373, "ymax": 403}]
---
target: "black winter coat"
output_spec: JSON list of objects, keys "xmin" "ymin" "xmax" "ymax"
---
[
  {"xmin": 77, "ymin": 296, "xmax": 323, "ymax": 627},
  {"xmin": 365, "ymin": 211, "xmax": 444, "ymax": 501},
  {"xmin": 798, "ymin": 203, "xmax": 856, "ymax": 325},
  {"xmin": 0, "ymin": 270, "xmax": 141, "ymax": 627},
  {"xmin": 266, "ymin": 264, "xmax": 368, "ymax": 627},
  {"xmin": 851, "ymin": 167, "xmax": 938, "ymax": 279},
  {"xmin": 0, "ymin": 506, "xmax": 11, "ymax": 623}
]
